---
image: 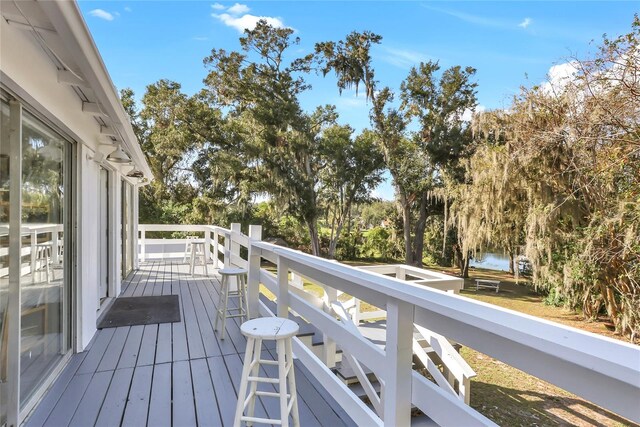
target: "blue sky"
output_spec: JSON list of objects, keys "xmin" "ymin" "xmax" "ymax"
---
[{"xmin": 78, "ymin": 1, "xmax": 637, "ymax": 199}]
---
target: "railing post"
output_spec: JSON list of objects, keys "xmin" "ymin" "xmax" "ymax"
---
[
  {"xmin": 383, "ymin": 299, "xmax": 414, "ymax": 427},
  {"xmin": 276, "ymin": 256, "xmax": 289, "ymax": 318},
  {"xmin": 322, "ymin": 285, "xmax": 338, "ymax": 368},
  {"xmin": 396, "ymin": 265, "xmax": 406, "ymax": 280},
  {"xmin": 247, "ymin": 224, "xmax": 262, "ymax": 319},
  {"xmin": 30, "ymin": 229, "xmax": 37, "ymax": 281},
  {"xmin": 213, "ymin": 229, "xmax": 219, "ymax": 269},
  {"xmin": 204, "ymin": 227, "xmax": 211, "ymax": 265},
  {"xmin": 353, "ymin": 298, "xmax": 361, "ymax": 325},
  {"xmin": 230, "ymin": 222, "xmax": 241, "ymax": 268},
  {"xmin": 223, "ymin": 231, "xmax": 231, "ymax": 268},
  {"xmin": 52, "ymin": 228, "xmax": 59, "ymax": 264},
  {"xmin": 140, "ymin": 227, "xmax": 146, "ymax": 263}
]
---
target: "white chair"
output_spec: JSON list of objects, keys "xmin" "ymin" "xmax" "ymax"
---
[
  {"xmin": 214, "ymin": 268, "xmax": 248, "ymax": 339},
  {"xmin": 234, "ymin": 317, "xmax": 300, "ymax": 427}
]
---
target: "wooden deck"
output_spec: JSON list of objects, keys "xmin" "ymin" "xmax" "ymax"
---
[{"xmin": 24, "ymin": 261, "xmax": 355, "ymax": 427}]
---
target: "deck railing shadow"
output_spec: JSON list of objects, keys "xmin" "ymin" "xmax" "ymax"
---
[{"xmin": 471, "ymin": 380, "xmax": 634, "ymax": 427}]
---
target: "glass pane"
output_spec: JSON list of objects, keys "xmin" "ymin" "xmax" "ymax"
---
[
  {"xmin": 122, "ymin": 181, "xmax": 133, "ymax": 278},
  {"xmin": 0, "ymin": 99, "xmax": 10, "ymax": 426},
  {"xmin": 19, "ymin": 110, "xmax": 69, "ymax": 404}
]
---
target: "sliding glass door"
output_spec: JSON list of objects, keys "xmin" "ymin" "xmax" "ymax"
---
[
  {"xmin": 20, "ymin": 109, "xmax": 71, "ymax": 404},
  {"xmin": 0, "ymin": 98, "xmax": 11, "ymax": 427},
  {"xmin": 0, "ymin": 96, "xmax": 73, "ymax": 425}
]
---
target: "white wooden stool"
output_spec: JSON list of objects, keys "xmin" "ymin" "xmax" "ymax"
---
[
  {"xmin": 35, "ymin": 243, "xmax": 52, "ymax": 283},
  {"xmin": 214, "ymin": 268, "xmax": 248, "ymax": 340},
  {"xmin": 189, "ymin": 239, "xmax": 208, "ymax": 276},
  {"xmin": 234, "ymin": 317, "xmax": 300, "ymax": 427},
  {"xmin": 183, "ymin": 235, "xmax": 198, "ymax": 263}
]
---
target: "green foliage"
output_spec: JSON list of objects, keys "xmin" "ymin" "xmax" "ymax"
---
[
  {"xmin": 449, "ymin": 16, "xmax": 640, "ymax": 339},
  {"xmin": 362, "ymin": 226, "xmax": 392, "ymax": 260}
]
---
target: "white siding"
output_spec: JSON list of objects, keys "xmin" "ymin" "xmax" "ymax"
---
[{"xmin": 1, "ymin": 17, "xmax": 140, "ymax": 350}]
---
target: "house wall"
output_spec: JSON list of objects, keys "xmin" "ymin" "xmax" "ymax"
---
[{"xmin": 1, "ymin": 18, "xmax": 141, "ymax": 350}]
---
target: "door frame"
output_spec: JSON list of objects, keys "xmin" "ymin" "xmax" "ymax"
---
[
  {"xmin": 1, "ymin": 88, "xmax": 77, "ymax": 426},
  {"xmin": 98, "ymin": 166, "xmax": 110, "ymax": 305}
]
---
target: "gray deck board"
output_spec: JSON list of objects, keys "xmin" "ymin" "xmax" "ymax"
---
[
  {"xmin": 94, "ymin": 367, "xmax": 134, "ymax": 427},
  {"xmin": 77, "ymin": 328, "xmax": 115, "ymax": 375},
  {"xmin": 118, "ymin": 324, "xmax": 144, "ymax": 369},
  {"xmin": 68, "ymin": 370, "xmax": 113, "ymax": 427},
  {"xmin": 97, "ymin": 327, "xmax": 130, "ymax": 372},
  {"xmin": 138, "ymin": 324, "xmax": 159, "ymax": 366},
  {"xmin": 207, "ymin": 356, "xmax": 238, "ymax": 427},
  {"xmin": 121, "ymin": 365, "xmax": 153, "ymax": 427},
  {"xmin": 24, "ymin": 260, "xmax": 356, "ymax": 427},
  {"xmin": 171, "ymin": 321, "xmax": 189, "ymax": 361},
  {"xmin": 42, "ymin": 373, "xmax": 92, "ymax": 427},
  {"xmin": 155, "ymin": 323, "xmax": 172, "ymax": 364},
  {"xmin": 189, "ymin": 280, "xmax": 221, "ymax": 357},
  {"xmin": 190, "ymin": 358, "xmax": 222, "ymax": 427},
  {"xmin": 147, "ymin": 363, "xmax": 172, "ymax": 427},
  {"xmin": 172, "ymin": 361, "xmax": 197, "ymax": 427},
  {"xmin": 179, "ymin": 274, "xmax": 206, "ymax": 359},
  {"xmin": 23, "ymin": 352, "xmax": 87, "ymax": 427}
]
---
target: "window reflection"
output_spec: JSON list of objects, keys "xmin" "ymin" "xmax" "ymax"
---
[
  {"xmin": 19, "ymin": 110, "xmax": 69, "ymax": 405},
  {"xmin": 0, "ymin": 99, "xmax": 10, "ymax": 426}
]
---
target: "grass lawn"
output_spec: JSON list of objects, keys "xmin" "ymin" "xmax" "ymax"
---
[
  {"xmin": 260, "ymin": 261, "xmax": 637, "ymax": 426},
  {"xmin": 446, "ymin": 267, "xmax": 635, "ymax": 427}
]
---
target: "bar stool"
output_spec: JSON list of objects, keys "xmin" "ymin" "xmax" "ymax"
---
[
  {"xmin": 189, "ymin": 239, "xmax": 208, "ymax": 276},
  {"xmin": 183, "ymin": 235, "xmax": 198, "ymax": 263},
  {"xmin": 214, "ymin": 268, "xmax": 248, "ymax": 340},
  {"xmin": 234, "ymin": 317, "xmax": 300, "ymax": 427},
  {"xmin": 35, "ymin": 243, "xmax": 52, "ymax": 283}
]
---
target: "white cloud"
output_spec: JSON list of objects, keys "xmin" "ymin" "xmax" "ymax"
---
[
  {"xmin": 378, "ymin": 47, "xmax": 431, "ymax": 70},
  {"xmin": 541, "ymin": 61, "xmax": 579, "ymax": 95},
  {"xmin": 124, "ymin": 6, "xmax": 132, "ymax": 12},
  {"xmin": 518, "ymin": 18, "xmax": 532, "ymax": 29},
  {"xmin": 424, "ymin": 5, "xmax": 510, "ymax": 29},
  {"xmin": 425, "ymin": 5, "xmax": 535, "ymax": 31},
  {"xmin": 89, "ymin": 9, "xmax": 115, "ymax": 21},
  {"xmin": 227, "ymin": 3, "xmax": 250, "ymax": 15},
  {"xmin": 212, "ymin": 12, "xmax": 287, "ymax": 33},
  {"xmin": 462, "ymin": 105, "xmax": 486, "ymax": 122},
  {"xmin": 211, "ymin": 3, "xmax": 291, "ymax": 32}
]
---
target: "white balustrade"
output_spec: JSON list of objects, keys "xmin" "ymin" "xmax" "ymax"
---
[{"xmin": 136, "ymin": 223, "xmax": 640, "ymax": 426}]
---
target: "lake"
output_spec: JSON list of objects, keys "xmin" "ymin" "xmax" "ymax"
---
[{"xmin": 469, "ymin": 252, "xmax": 511, "ymax": 272}]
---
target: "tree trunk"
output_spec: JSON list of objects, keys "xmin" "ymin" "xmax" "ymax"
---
[
  {"xmin": 508, "ymin": 249, "xmax": 515, "ymax": 276},
  {"xmin": 412, "ymin": 193, "xmax": 428, "ymax": 267},
  {"xmin": 453, "ymin": 244, "xmax": 470, "ymax": 278},
  {"xmin": 442, "ymin": 197, "xmax": 448, "ymax": 258},
  {"xmin": 328, "ymin": 221, "xmax": 344, "ymax": 259},
  {"xmin": 461, "ymin": 256, "xmax": 470, "ymax": 279},
  {"xmin": 307, "ymin": 219, "xmax": 321, "ymax": 257},
  {"xmin": 399, "ymin": 192, "xmax": 413, "ymax": 265},
  {"xmin": 327, "ymin": 199, "xmax": 353, "ymax": 259}
]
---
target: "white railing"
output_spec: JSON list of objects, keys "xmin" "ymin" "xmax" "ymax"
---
[
  {"xmin": 137, "ymin": 223, "xmax": 640, "ymax": 426},
  {"xmin": 0, "ymin": 224, "xmax": 63, "ymax": 279}
]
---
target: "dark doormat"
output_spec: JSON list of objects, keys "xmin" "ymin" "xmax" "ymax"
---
[{"xmin": 98, "ymin": 295, "xmax": 181, "ymax": 329}]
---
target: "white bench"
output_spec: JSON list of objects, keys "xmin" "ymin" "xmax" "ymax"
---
[{"xmin": 475, "ymin": 279, "xmax": 500, "ymax": 293}]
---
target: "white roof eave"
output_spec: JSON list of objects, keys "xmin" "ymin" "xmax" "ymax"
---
[{"xmin": 38, "ymin": 1, "xmax": 153, "ymax": 183}]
